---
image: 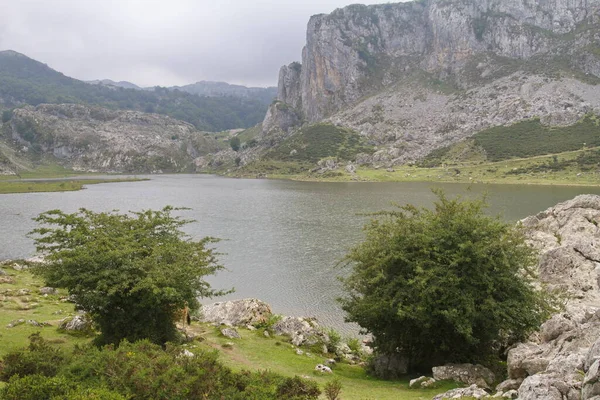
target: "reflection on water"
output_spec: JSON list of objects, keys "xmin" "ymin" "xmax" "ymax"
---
[{"xmin": 1, "ymin": 175, "xmax": 599, "ymax": 333}]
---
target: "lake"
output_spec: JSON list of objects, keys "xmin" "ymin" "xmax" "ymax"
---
[{"xmin": 2, "ymin": 175, "xmax": 600, "ymax": 334}]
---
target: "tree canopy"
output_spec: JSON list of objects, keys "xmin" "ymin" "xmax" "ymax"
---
[
  {"xmin": 29, "ymin": 207, "xmax": 228, "ymax": 346},
  {"xmin": 339, "ymin": 191, "xmax": 554, "ymax": 373}
]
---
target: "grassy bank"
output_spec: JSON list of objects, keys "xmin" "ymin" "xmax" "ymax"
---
[
  {"xmin": 0, "ymin": 265, "xmax": 461, "ymax": 400},
  {"xmin": 0, "ymin": 178, "xmax": 147, "ymax": 194}
]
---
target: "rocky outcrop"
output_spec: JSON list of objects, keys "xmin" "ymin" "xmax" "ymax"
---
[
  {"xmin": 3, "ymin": 104, "xmax": 220, "ymax": 173},
  {"xmin": 264, "ymin": 0, "xmax": 600, "ymax": 165},
  {"xmin": 432, "ymin": 384, "xmax": 490, "ymax": 400},
  {"xmin": 493, "ymin": 195, "xmax": 600, "ymax": 399},
  {"xmin": 272, "ymin": 316, "xmax": 329, "ymax": 347},
  {"xmin": 432, "ymin": 363, "xmax": 495, "ymax": 389},
  {"xmin": 200, "ymin": 298, "xmax": 272, "ymax": 327}
]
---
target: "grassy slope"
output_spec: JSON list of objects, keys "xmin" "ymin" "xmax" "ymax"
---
[{"xmin": 0, "ymin": 267, "xmax": 461, "ymax": 400}]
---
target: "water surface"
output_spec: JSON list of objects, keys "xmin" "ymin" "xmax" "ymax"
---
[{"xmin": 2, "ymin": 175, "xmax": 599, "ymax": 333}]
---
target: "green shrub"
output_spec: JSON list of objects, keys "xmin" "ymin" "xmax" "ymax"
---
[
  {"xmin": 323, "ymin": 378, "xmax": 343, "ymax": 400},
  {"xmin": 0, "ymin": 374, "xmax": 74, "ymax": 400},
  {"xmin": 275, "ymin": 376, "xmax": 321, "ymax": 400},
  {"xmin": 0, "ymin": 333, "xmax": 67, "ymax": 381}
]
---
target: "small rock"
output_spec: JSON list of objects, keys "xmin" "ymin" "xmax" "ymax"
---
[
  {"xmin": 296, "ymin": 349, "xmax": 304, "ymax": 355},
  {"xmin": 59, "ymin": 314, "xmax": 92, "ymax": 332},
  {"xmin": 27, "ymin": 320, "xmax": 50, "ymax": 327},
  {"xmin": 221, "ymin": 327, "xmax": 241, "ymax": 339},
  {"xmin": 16, "ymin": 288, "xmax": 30, "ymax": 296},
  {"xmin": 315, "ymin": 364, "xmax": 333, "ymax": 373},
  {"xmin": 181, "ymin": 349, "xmax": 195, "ymax": 357},
  {"xmin": 39, "ymin": 287, "xmax": 57, "ymax": 295},
  {"xmin": 433, "ymin": 384, "xmax": 489, "ymax": 399},
  {"xmin": 409, "ymin": 376, "xmax": 428, "ymax": 388},
  {"xmin": 496, "ymin": 378, "xmax": 524, "ymax": 392},
  {"xmin": 0, "ymin": 268, "xmax": 7, "ymax": 275},
  {"xmin": 0, "ymin": 276, "xmax": 14, "ymax": 284},
  {"xmin": 6, "ymin": 319, "xmax": 25, "ymax": 328},
  {"xmin": 246, "ymin": 324, "xmax": 256, "ymax": 331},
  {"xmin": 503, "ymin": 390, "xmax": 518, "ymax": 399},
  {"xmin": 325, "ymin": 358, "xmax": 336, "ymax": 366},
  {"xmin": 263, "ymin": 330, "xmax": 270, "ymax": 338}
]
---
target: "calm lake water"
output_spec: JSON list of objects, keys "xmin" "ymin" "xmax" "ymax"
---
[{"xmin": 2, "ymin": 175, "xmax": 600, "ymax": 333}]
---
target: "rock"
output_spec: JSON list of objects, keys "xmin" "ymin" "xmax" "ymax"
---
[
  {"xmin": 518, "ymin": 373, "xmax": 581, "ymax": 400},
  {"xmin": 325, "ymin": 358, "xmax": 336, "ymax": 365},
  {"xmin": 586, "ymin": 338, "xmax": 600, "ymax": 372},
  {"xmin": 59, "ymin": 314, "xmax": 92, "ymax": 332},
  {"xmin": 409, "ymin": 376, "xmax": 436, "ymax": 389},
  {"xmin": 16, "ymin": 288, "xmax": 30, "ymax": 296},
  {"xmin": 296, "ymin": 349, "xmax": 304, "ymax": 356},
  {"xmin": 541, "ymin": 314, "xmax": 578, "ymax": 343},
  {"xmin": 584, "ymin": 360, "xmax": 600, "ymax": 400},
  {"xmin": 26, "ymin": 320, "xmax": 50, "ymax": 327},
  {"xmin": 201, "ymin": 298, "xmax": 272, "ymax": 327},
  {"xmin": 263, "ymin": 330, "xmax": 270, "ymax": 338},
  {"xmin": 0, "ymin": 276, "xmax": 14, "ymax": 284},
  {"xmin": 432, "ymin": 384, "xmax": 489, "ymax": 400},
  {"xmin": 181, "ymin": 349, "xmax": 195, "ymax": 358},
  {"xmin": 221, "ymin": 328, "xmax": 241, "ymax": 339},
  {"xmin": 369, "ymin": 353, "xmax": 408, "ymax": 379},
  {"xmin": 39, "ymin": 287, "xmax": 57, "ymax": 295},
  {"xmin": 0, "ymin": 268, "xmax": 6, "ymax": 275},
  {"xmin": 246, "ymin": 324, "xmax": 256, "ymax": 331},
  {"xmin": 334, "ymin": 343, "xmax": 351, "ymax": 357},
  {"xmin": 495, "ymin": 378, "xmax": 524, "ymax": 393},
  {"xmin": 432, "ymin": 363, "xmax": 495, "ymax": 389},
  {"xmin": 6, "ymin": 319, "xmax": 25, "ymax": 328},
  {"xmin": 272, "ymin": 316, "xmax": 328, "ymax": 347},
  {"xmin": 502, "ymin": 390, "xmax": 518, "ymax": 399},
  {"xmin": 315, "ymin": 364, "xmax": 332, "ymax": 374},
  {"xmin": 345, "ymin": 164, "xmax": 356, "ymax": 174}
]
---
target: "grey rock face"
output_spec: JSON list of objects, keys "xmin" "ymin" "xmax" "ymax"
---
[
  {"xmin": 262, "ymin": 102, "xmax": 299, "ymax": 135},
  {"xmin": 586, "ymin": 338, "xmax": 600, "ymax": 372},
  {"xmin": 585, "ymin": 360, "xmax": 600, "ymax": 400},
  {"xmin": 497, "ymin": 195, "xmax": 600, "ymax": 397},
  {"xmin": 6, "ymin": 104, "xmax": 219, "ymax": 173},
  {"xmin": 432, "ymin": 363, "xmax": 495, "ymax": 389},
  {"xmin": 369, "ymin": 353, "xmax": 409, "ymax": 379},
  {"xmin": 264, "ymin": 0, "xmax": 600, "ymax": 165},
  {"xmin": 200, "ymin": 298, "xmax": 272, "ymax": 327}
]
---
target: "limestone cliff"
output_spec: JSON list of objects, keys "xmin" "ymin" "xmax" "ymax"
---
[
  {"xmin": 2, "ymin": 104, "xmax": 220, "ymax": 173},
  {"xmin": 266, "ymin": 0, "xmax": 600, "ymax": 165}
]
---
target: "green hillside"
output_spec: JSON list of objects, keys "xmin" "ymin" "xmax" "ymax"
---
[{"xmin": 0, "ymin": 50, "xmax": 268, "ymax": 132}]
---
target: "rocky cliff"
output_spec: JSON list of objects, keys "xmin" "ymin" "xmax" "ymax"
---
[
  {"xmin": 264, "ymin": 0, "xmax": 600, "ymax": 165},
  {"xmin": 2, "ymin": 104, "xmax": 220, "ymax": 173}
]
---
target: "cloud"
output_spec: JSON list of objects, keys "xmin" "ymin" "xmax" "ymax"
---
[{"xmin": 0, "ymin": 0, "xmax": 388, "ymax": 87}]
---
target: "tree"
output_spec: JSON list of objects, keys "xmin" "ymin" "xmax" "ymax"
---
[
  {"xmin": 339, "ymin": 191, "xmax": 554, "ymax": 373},
  {"xmin": 29, "ymin": 207, "xmax": 228, "ymax": 346},
  {"xmin": 230, "ymin": 136, "xmax": 241, "ymax": 151}
]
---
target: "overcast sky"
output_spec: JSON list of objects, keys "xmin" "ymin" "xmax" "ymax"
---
[{"xmin": 0, "ymin": 0, "xmax": 390, "ymax": 88}]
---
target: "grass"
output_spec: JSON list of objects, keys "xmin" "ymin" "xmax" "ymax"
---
[
  {"xmin": 0, "ymin": 265, "xmax": 89, "ymax": 358},
  {"xmin": 0, "ymin": 178, "xmax": 146, "ymax": 194},
  {"xmin": 0, "ymin": 266, "xmax": 463, "ymax": 399}
]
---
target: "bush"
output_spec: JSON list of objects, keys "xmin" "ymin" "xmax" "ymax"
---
[
  {"xmin": 29, "ymin": 207, "xmax": 229, "ymax": 346},
  {"xmin": 0, "ymin": 374, "xmax": 74, "ymax": 400},
  {"xmin": 0, "ymin": 333, "xmax": 67, "ymax": 381},
  {"xmin": 339, "ymin": 190, "xmax": 555, "ymax": 372},
  {"xmin": 230, "ymin": 136, "xmax": 241, "ymax": 151},
  {"xmin": 323, "ymin": 378, "xmax": 343, "ymax": 400},
  {"xmin": 275, "ymin": 376, "xmax": 321, "ymax": 400}
]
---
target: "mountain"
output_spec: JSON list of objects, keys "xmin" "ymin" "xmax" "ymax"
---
[
  {"xmin": 174, "ymin": 81, "xmax": 276, "ymax": 105},
  {"xmin": 1, "ymin": 103, "xmax": 222, "ymax": 173},
  {"xmin": 260, "ymin": 0, "xmax": 600, "ymax": 167},
  {"xmin": 87, "ymin": 79, "xmax": 141, "ymax": 90},
  {"xmin": 0, "ymin": 50, "xmax": 268, "ymax": 132}
]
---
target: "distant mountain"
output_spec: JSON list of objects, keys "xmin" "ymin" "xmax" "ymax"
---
[
  {"xmin": 174, "ymin": 81, "xmax": 276, "ymax": 105},
  {"xmin": 0, "ymin": 50, "xmax": 269, "ymax": 131},
  {"xmin": 87, "ymin": 79, "xmax": 141, "ymax": 90}
]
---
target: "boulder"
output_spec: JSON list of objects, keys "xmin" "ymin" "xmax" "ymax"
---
[
  {"xmin": 272, "ymin": 316, "xmax": 328, "ymax": 347},
  {"xmin": 0, "ymin": 268, "xmax": 6, "ymax": 275},
  {"xmin": 6, "ymin": 319, "xmax": 25, "ymax": 328},
  {"xmin": 200, "ymin": 298, "xmax": 272, "ymax": 327},
  {"xmin": 495, "ymin": 379, "xmax": 524, "ymax": 393},
  {"xmin": 518, "ymin": 373, "xmax": 580, "ymax": 400},
  {"xmin": 39, "ymin": 287, "xmax": 57, "ymax": 295},
  {"xmin": 432, "ymin": 363, "xmax": 495, "ymax": 389},
  {"xmin": 369, "ymin": 353, "xmax": 408, "ymax": 379},
  {"xmin": 432, "ymin": 384, "xmax": 489, "ymax": 400},
  {"xmin": 315, "ymin": 364, "xmax": 332, "ymax": 373},
  {"xmin": 584, "ymin": 360, "xmax": 600, "ymax": 400},
  {"xmin": 59, "ymin": 314, "xmax": 92, "ymax": 332},
  {"xmin": 409, "ymin": 376, "xmax": 436, "ymax": 389},
  {"xmin": 0, "ymin": 276, "xmax": 14, "ymax": 284},
  {"xmin": 221, "ymin": 327, "xmax": 241, "ymax": 339}
]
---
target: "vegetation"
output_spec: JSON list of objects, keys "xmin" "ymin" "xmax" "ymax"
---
[
  {"xmin": 0, "ymin": 336, "xmax": 321, "ymax": 400},
  {"xmin": 0, "ymin": 178, "xmax": 145, "ymax": 194},
  {"xmin": 339, "ymin": 191, "xmax": 555, "ymax": 372},
  {"xmin": 29, "ymin": 207, "xmax": 228, "ymax": 346},
  {"xmin": 230, "ymin": 136, "xmax": 241, "ymax": 152},
  {"xmin": 265, "ymin": 123, "xmax": 373, "ymax": 164},
  {"xmin": 0, "ymin": 51, "xmax": 268, "ymax": 131}
]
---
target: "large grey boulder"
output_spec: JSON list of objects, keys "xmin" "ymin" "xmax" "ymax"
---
[
  {"xmin": 518, "ymin": 373, "xmax": 581, "ymax": 400},
  {"xmin": 272, "ymin": 316, "xmax": 328, "ymax": 346},
  {"xmin": 432, "ymin": 363, "xmax": 495, "ymax": 389},
  {"xmin": 200, "ymin": 298, "xmax": 272, "ymax": 327},
  {"xmin": 59, "ymin": 314, "xmax": 92, "ymax": 332}
]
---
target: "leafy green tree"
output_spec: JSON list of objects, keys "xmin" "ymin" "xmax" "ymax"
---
[
  {"xmin": 29, "ymin": 207, "xmax": 228, "ymax": 346},
  {"xmin": 339, "ymin": 191, "xmax": 554, "ymax": 372},
  {"xmin": 1, "ymin": 109, "xmax": 13, "ymax": 123},
  {"xmin": 230, "ymin": 136, "xmax": 241, "ymax": 152}
]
